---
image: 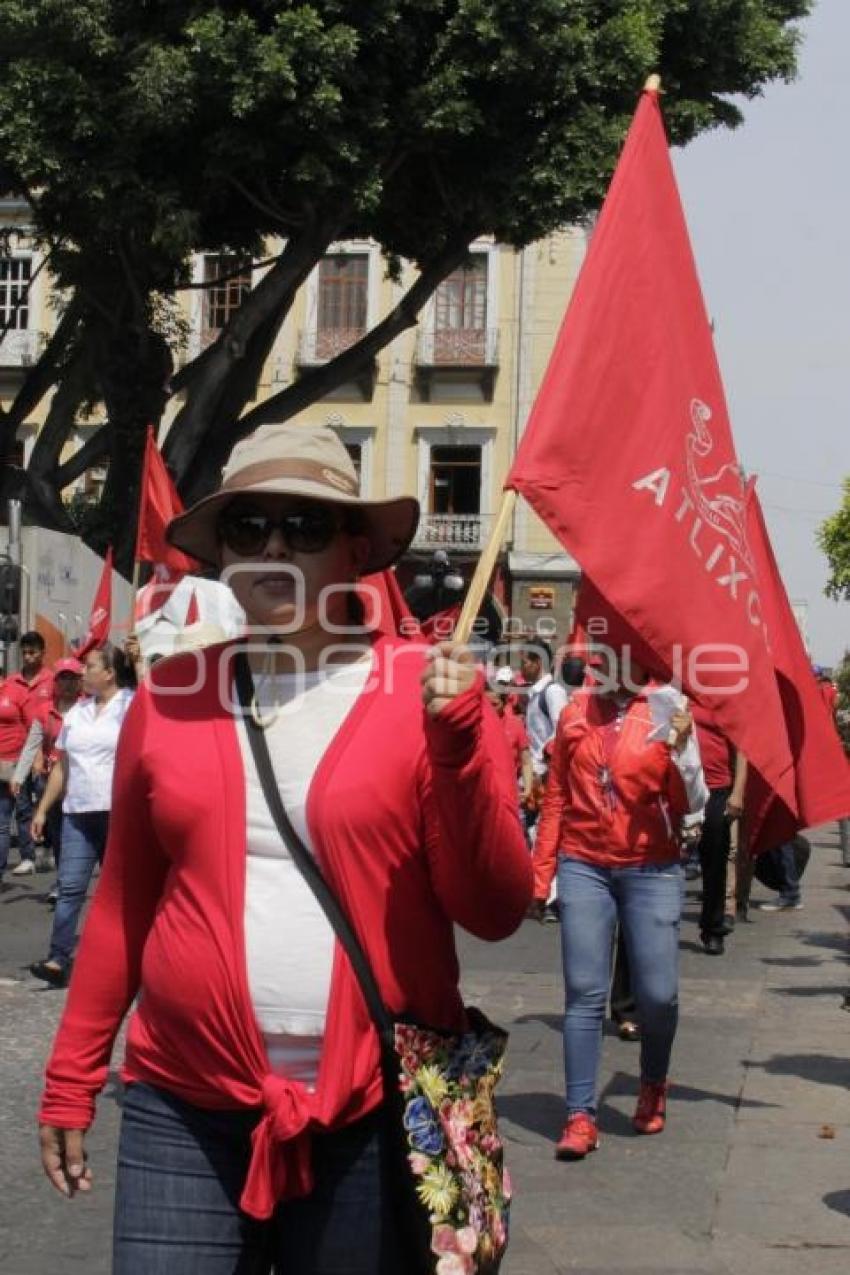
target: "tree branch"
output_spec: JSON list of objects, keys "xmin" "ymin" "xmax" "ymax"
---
[
  {"xmin": 53, "ymin": 424, "xmax": 110, "ymax": 488},
  {"xmin": 226, "ymin": 173, "xmax": 305, "ymax": 230},
  {"xmin": 27, "ymin": 343, "xmax": 94, "ymax": 479},
  {"xmin": 0, "ymin": 295, "xmax": 84, "ymax": 457},
  {"xmin": 235, "ymin": 234, "xmax": 472, "ymax": 438},
  {"xmin": 174, "ymin": 252, "xmax": 284, "ymax": 291},
  {"xmin": 164, "ymin": 214, "xmax": 343, "ymax": 479}
]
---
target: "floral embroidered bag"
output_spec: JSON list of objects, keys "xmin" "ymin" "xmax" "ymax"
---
[{"xmin": 237, "ymin": 654, "xmax": 512, "ymax": 1275}]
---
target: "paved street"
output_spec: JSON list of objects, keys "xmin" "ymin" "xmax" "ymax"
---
[{"xmin": 1, "ymin": 825, "xmax": 847, "ymax": 1275}]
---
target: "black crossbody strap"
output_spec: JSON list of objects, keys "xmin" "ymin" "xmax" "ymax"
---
[{"xmin": 234, "ymin": 652, "xmax": 394, "ymax": 1044}]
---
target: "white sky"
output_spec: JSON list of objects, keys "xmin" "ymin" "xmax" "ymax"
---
[{"xmin": 672, "ymin": 0, "xmax": 849, "ymax": 667}]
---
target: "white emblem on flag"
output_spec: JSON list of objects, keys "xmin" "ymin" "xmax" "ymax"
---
[{"xmin": 685, "ymin": 399, "xmax": 755, "ymax": 575}]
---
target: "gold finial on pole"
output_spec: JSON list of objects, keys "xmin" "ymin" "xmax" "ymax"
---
[{"xmin": 644, "ymin": 74, "xmax": 662, "ymax": 93}]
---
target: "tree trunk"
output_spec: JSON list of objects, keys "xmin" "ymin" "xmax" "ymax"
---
[{"xmin": 93, "ymin": 315, "xmax": 173, "ymax": 575}]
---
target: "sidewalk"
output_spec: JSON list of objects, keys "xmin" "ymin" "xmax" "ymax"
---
[
  {"xmin": 0, "ymin": 824, "xmax": 847, "ymax": 1274},
  {"xmin": 461, "ymin": 821, "xmax": 849, "ymax": 1275}
]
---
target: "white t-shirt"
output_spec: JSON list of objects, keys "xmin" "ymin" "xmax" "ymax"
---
[
  {"xmin": 236, "ymin": 654, "xmax": 373, "ymax": 1088},
  {"xmin": 526, "ymin": 674, "xmax": 570, "ymax": 775},
  {"xmin": 56, "ymin": 689, "xmax": 135, "ymax": 813}
]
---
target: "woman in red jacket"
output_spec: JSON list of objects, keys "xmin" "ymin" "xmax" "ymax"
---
[
  {"xmin": 38, "ymin": 422, "xmax": 532, "ymax": 1275},
  {"xmin": 531, "ymin": 641, "xmax": 707, "ymax": 1161}
]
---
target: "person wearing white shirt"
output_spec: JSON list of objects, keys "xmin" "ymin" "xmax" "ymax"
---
[
  {"xmin": 521, "ymin": 641, "xmax": 570, "ymax": 779},
  {"xmin": 29, "ymin": 644, "xmax": 136, "ymax": 987},
  {"xmin": 520, "ymin": 640, "xmax": 571, "ymax": 921}
]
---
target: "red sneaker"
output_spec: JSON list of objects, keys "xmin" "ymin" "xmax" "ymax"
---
[
  {"xmin": 633, "ymin": 1080, "xmax": 668, "ymax": 1135},
  {"xmin": 555, "ymin": 1112, "xmax": 599, "ymax": 1160}
]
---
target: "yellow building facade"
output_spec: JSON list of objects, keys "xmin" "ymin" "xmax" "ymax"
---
[{"xmin": 2, "ymin": 205, "xmax": 587, "ymax": 638}]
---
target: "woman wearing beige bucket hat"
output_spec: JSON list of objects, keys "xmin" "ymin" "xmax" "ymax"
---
[{"xmin": 37, "ymin": 421, "xmax": 532, "ymax": 1274}]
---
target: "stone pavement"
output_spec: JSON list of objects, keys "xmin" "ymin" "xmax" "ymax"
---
[{"xmin": 0, "ymin": 824, "xmax": 847, "ymax": 1274}]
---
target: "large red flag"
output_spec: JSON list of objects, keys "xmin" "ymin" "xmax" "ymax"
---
[
  {"xmin": 76, "ymin": 547, "xmax": 113, "ymax": 658},
  {"xmin": 135, "ymin": 427, "xmax": 197, "ymax": 572},
  {"xmin": 505, "ymin": 85, "xmax": 796, "ymax": 812},
  {"xmin": 744, "ymin": 487, "xmax": 850, "ymax": 852}
]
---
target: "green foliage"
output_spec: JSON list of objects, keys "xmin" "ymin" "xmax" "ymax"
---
[
  {"xmin": 818, "ymin": 478, "xmax": 850, "ymax": 602},
  {"xmin": 0, "ymin": 0, "xmax": 813, "ymax": 284},
  {"xmin": 0, "ymin": 0, "xmax": 814, "ymax": 552},
  {"xmin": 833, "ymin": 649, "xmax": 850, "ymax": 757}
]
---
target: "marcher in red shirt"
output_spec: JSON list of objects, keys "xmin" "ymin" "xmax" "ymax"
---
[
  {"xmin": 10, "ymin": 657, "xmax": 84, "ymax": 879},
  {"xmin": 485, "ymin": 683, "xmax": 533, "ymax": 805},
  {"xmin": 0, "ymin": 630, "xmax": 53, "ymax": 881},
  {"xmin": 38, "ymin": 423, "xmax": 532, "ymax": 1275},
  {"xmin": 531, "ymin": 644, "xmax": 707, "ymax": 1160},
  {"xmin": 691, "ymin": 702, "xmax": 747, "ymax": 955}
]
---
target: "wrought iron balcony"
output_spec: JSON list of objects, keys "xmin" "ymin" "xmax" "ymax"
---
[
  {"xmin": 411, "ymin": 513, "xmax": 495, "ymax": 551},
  {"xmin": 415, "ymin": 327, "xmax": 499, "ymax": 368},
  {"xmin": 297, "ymin": 326, "xmax": 367, "ymax": 365},
  {"xmin": 0, "ymin": 329, "xmax": 45, "ymax": 368}
]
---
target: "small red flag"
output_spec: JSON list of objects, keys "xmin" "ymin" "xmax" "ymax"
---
[
  {"xmin": 505, "ymin": 86, "xmax": 796, "ymax": 814},
  {"xmin": 745, "ymin": 487, "xmax": 850, "ymax": 853},
  {"xmin": 76, "ymin": 547, "xmax": 113, "ymax": 658},
  {"xmin": 135, "ymin": 427, "xmax": 197, "ymax": 572}
]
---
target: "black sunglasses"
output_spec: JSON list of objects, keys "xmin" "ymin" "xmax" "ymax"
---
[{"xmin": 218, "ymin": 505, "xmax": 343, "ymax": 557}]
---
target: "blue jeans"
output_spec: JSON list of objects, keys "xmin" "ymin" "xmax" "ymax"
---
[
  {"xmin": 48, "ymin": 811, "xmax": 110, "ymax": 968},
  {"xmin": 14, "ymin": 773, "xmax": 44, "ymax": 864},
  {"xmin": 0, "ymin": 782, "xmax": 12, "ymax": 876},
  {"xmin": 767, "ymin": 841, "xmax": 802, "ymax": 904},
  {"xmin": 113, "ymin": 1083, "xmax": 402, "ymax": 1275},
  {"xmin": 557, "ymin": 856, "xmax": 684, "ymax": 1115}
]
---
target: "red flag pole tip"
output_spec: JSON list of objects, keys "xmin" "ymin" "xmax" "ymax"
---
[{"xmin": 644, "ymin": 74, "xmax": 662, "ymax": 93}]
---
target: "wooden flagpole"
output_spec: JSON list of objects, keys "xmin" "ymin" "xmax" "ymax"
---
[{"xmin": 452, "ymin": 489, "xmax": 517, "ymax": 645}]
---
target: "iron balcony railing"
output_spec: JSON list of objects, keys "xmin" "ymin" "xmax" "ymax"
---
[
  {"xmin": 411, "ymin": 513, "xmax": 495, "ymax": 551},
  {"xmin": 415, "ymin": 327, "xmax": 499, "ymax": 368},
  {"xmin": 297, "ymin": 326, "xmax": 367, "ymax": 364}
]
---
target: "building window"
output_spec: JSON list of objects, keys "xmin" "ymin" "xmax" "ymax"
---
[
  {"xmin": 433, "ymin": 255, "xmax": 487, "ymax": 364},
  {"xmin": 202, "ymin": 255, "xmax": 252, "ymax": 341},
  {"xmin": 316, "ymin": 253, "xmax": 369, "ymax": 358},
  {"xmin": 343, "ymin": 442, "xmax": 362, "ymax": 492},
  {"xmin": 429, "ymin": 445, "xmax": 481, "ymax": 515},
  {"xmin": 0, "ymin": 257, "xmax": 33, "ymax": 331}
]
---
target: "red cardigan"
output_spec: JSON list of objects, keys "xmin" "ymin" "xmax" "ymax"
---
[{"xmin": 39, "ymin": 637, "xmax": 532, "ymax": 1218}]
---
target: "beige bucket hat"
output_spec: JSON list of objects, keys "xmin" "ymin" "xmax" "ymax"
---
[{"xmin": 167, "ymin": 422, "xmax": 420, "ymax": 575}]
